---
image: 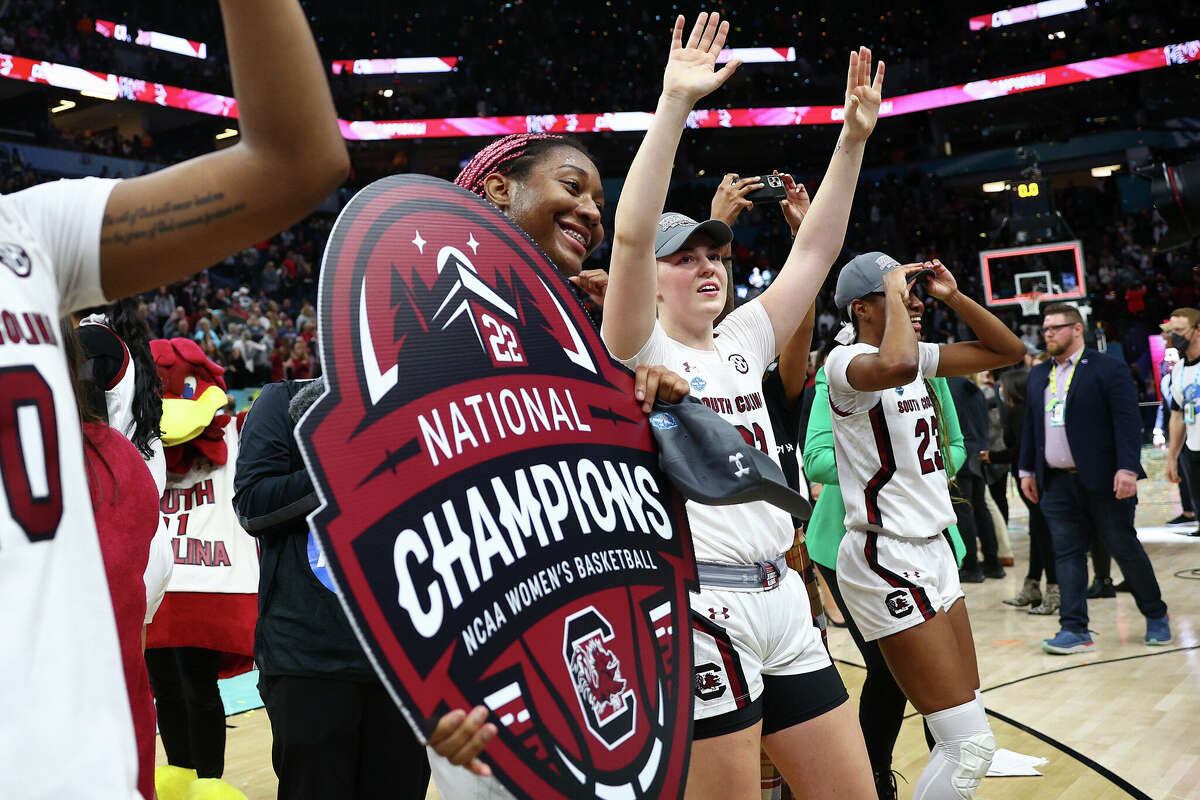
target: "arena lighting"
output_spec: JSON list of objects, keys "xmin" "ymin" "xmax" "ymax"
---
[
  {"xmin": 327, "ymin": 48, "xmax": 793, "ymax": 75},
  {"xmin": 50, "ymin": 99, "xmax": 75, "ymax": 113},
  {"xmin": 982, "ymin": 181, "xmax": 1008, "ymax": 193},
  {"xmin": 1090, "ymin": 164, "xmax": 1121, "ymax": 177},
  {"xmin": 331, "ymin": 57, "xmax": 460, "ymax": 75},
  {"xmin": 94, "ymin": 19, "xmax": 208, "ymax": 60},
  {"xmin": 215, "ymin": 128, "xmax": 238, "ymax": 140},
  {"xmin": 969, "ymin": 0, "xmax": 1087, "ymax": 31},
  {"xmin": 0, "ymin": 39, "xmax": 1196, "ymax": 136},
  {"xmin": 715, "ymin": 47, "xmax": 796, "ymax": 64}
]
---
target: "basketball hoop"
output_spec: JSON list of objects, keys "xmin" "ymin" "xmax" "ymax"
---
[{"xmin": 1016, "ymin": 292, "xmax": 1042, "ymax": 318}]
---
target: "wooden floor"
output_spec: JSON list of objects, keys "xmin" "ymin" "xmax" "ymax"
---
[{"xmin": 167, "ymin": 448, "xmax": 1200, "ymax": 799}]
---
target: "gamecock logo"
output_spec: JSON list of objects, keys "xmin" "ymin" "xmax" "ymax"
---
[{"xmin": 563, "ymin": 607, "xmax": 636, "ymax": 749}]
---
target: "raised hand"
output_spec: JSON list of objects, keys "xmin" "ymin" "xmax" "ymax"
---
[
  {"xmin": 841, "ymin": 46, "xmax": 885, "ymax": 143},
  {"xmin": 778, "ymin": 172, "xmax": 810, "ymax": 236},
  {"xmin": 921, "ymin": 258, "xmax": 960, "ymax": 300},
  {"xmin": 662, "ymin": 13, "xmax": 741, "ymax": 106},
  {"xmin": 710, "ymin": 173, "xmax": 763, "ymax": 226}
]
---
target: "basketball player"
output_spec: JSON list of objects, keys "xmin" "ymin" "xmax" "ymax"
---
[
  {"xmin": 421, "ymin": 130, "xmax": 688, "ymax": 798},
  {"xmin": 0, "ymin": 1, "xmax": 347, "ymax": 796},
  {"xmin": 602, "ymin": 13, "xmax": 884, "ymax": 798},
  {"xmin": 825, "ymin": 256, "xmax": 1025, "ymax": 799}
]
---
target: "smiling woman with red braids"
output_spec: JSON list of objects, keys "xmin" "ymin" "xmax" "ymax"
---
[{"xmin": 455, "ymin": 132, "xmax": 605, "ymax": 278}]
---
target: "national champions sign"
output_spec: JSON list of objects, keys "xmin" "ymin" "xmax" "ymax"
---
[{"xmin": 296, "ymin": 175, "xmax": 698, "ymax": 799}]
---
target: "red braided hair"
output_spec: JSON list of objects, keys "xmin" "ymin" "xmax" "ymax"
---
[{"xmin": 453, "ymin": 133, "xmax": 567, "ymax": 197}]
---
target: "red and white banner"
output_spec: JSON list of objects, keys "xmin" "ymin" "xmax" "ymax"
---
[
  {"xmin": 7, "ymin": 39, "xmax": 1198, "ymax": 138},
  {"xmin": 968, "ymin": 0, "xmax": 1087, "ymax": 31},
  {"xmin": 331, "ymin": 56, "xmax": 460, "ymax": 75},
  {"xmin": 94, "ymin": 19, "xmax": 207, "ymax": 59}
]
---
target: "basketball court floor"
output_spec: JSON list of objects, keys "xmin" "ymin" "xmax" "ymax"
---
[{"xmin": 163, "ymin": 447, "xmax": 1200, "ymax": 799}]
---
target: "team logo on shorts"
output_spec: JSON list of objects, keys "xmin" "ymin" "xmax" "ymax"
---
[
  {"xmin": 0, "ymin": 243, "xmax": 32, "ymax": 278},
  {"xmin": 690, "ymin": 376, "xmax": 707, "ymax": 391},
  {"xmin": 728, "ymin": 353, "xmax": 749, "ymax": 374},
  {"xmin": 694, "ymin": 662, "xmax": 727, "ymax": 702},
  {"xmin": 886, "ymin": 589, "xmax": 914, "ymax": 618},
  {"xmin": 564, "ymin": 607, "xmax": 637, "ymax": 749}
]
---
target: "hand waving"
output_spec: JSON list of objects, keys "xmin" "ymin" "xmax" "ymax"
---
[
  {"xmin": 842, "ymin": 46, "xmax": 885, "ymax": 143},
  {"xmin": 662, "ymin": 13, "xmax": 741, "ymax": 106}
]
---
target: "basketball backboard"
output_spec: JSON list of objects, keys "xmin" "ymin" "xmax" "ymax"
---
[{"xmin": 979, "ymin": 240, "xmax": 1085, "ymax": 308}]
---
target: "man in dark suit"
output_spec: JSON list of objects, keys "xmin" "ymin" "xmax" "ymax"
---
[{"xmin": 1019, "ymin": 304, "xmax": 1170, "ymax": 654}]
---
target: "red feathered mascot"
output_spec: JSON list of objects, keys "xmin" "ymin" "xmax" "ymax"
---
[{"xmin": 145, "ymin": 338, "xmax": 255, "ymax": 800}]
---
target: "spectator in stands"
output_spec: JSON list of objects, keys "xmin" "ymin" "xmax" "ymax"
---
[
  {"xmin": 194, "ymin": 317, "xmax": 220, "ymax": 348},
  {"xmin": 284, "ymin": 339, "xmax": 312, "ymax": 379}
]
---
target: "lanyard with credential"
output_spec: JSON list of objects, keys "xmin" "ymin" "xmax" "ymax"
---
[{"xmin": 1047, "ymin": 357, "xmax": 1079, "ymax": 426}]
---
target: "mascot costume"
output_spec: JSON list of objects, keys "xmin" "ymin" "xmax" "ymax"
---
[{"xmin": 145, "ymin": 338, "xmax": 257, "ymax": 800}]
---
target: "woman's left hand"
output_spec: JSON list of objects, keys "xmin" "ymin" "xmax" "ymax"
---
[
  {"xmin": 921, "ymin": 259, "xmax": 960, "ymax": 300},
  {"xmin": 634, "ymin": 364, "xmax": 690, "ymax": 413},
  {"xmin": 778, "ymin": 172, "xmax": 810, "ymax": 236}
]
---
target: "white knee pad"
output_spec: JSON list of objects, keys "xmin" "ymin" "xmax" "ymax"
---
[
  {"xmin": 951, "ymin": 729, "xmax": 995, "ymax": 797},
  {"xmin": 913, "ymin": 700, "xmax": 995, "ymax": 800}
]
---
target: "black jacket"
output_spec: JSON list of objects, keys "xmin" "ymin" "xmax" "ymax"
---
[
  {"xmin": 948, "ymin": 376, "xmax": 988, "ymax": 480},
  {"xmin": 233, "ymin": 380, "xmax": 374, "ymax": 680}
]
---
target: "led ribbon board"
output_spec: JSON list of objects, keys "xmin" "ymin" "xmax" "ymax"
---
[{"xmin": 8, "ymin": 40, "xmax": 1197, "ymax": 138}]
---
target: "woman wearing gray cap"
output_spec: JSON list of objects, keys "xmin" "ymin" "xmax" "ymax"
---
[
  {"xmin": 823, "ymin": 255, "xmax": 1025, "ymax": 799},
  {"xmin": 602, "ymin": 12, "xmax": 885, "ymax": 799}
]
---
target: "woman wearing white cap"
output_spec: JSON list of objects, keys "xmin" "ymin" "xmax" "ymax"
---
[
  {"xmin": 823, "ymin": 253, "xmax": 1025, "ymax": 799},
  {"xmin": 602, "ymin": 12, "xmax": 885, "ymax": 799}
]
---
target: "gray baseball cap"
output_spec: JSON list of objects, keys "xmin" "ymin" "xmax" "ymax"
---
[
  {"xmin": 648, "ymin": 396, "xmax": 811, "ymax": 522},
  {"xmin": 834, "ymin": 251, "xmax": 904, "ymax": 310},
  {"xmin": 654, "ymin": 212, "xmax": 734, "ymax": 258}
]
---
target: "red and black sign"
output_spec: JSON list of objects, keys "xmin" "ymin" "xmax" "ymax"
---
[{"xmin": 296, "ymin": 175, "xmax": 697, "ymax": 799}]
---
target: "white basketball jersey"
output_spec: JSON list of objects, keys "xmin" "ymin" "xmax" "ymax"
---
[
  {"xmin": 160, "ymin": 425, "xmax": 259, "ymax": 594},
  {"xmin": 825, "ymin": 341, "xmax": 956, "ymax": 540},
  {"xmin": 617, "ymin": 301, "xmax": 793, "ymax": 564},
  {"xmin": 0, "ymin": 178, "xmax": 140, "ymax": 797}
]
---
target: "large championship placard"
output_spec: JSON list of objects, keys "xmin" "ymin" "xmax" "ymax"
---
[{"xmin": 296, "ymin": 175, "xmax": 698, "ymax": 799}]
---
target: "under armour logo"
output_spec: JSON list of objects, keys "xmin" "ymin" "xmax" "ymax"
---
[
  {"xmin": 682, "ymin": 361, "xmax": 694, "ymax": 373},
  {"xmin": 707, "ymin": 607, "xmax": 730, "ymax": 620},
  {"xmin": 729, "ymin": 453, "xmax": 750, "ymax": 479}
]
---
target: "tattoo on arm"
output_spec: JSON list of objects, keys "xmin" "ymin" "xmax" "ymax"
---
[{"xmin": 101, "ymin": 191, "xmax": 248, "ymax": 247}]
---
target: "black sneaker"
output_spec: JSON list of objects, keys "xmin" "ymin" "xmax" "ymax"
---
[
  {"xmin": 873, "ymin": 769, "xmax": 904, "ymax": 800},
  {"xmin": 959, "ymin": 567, "xmax": 985, "ymax": 583},
  {"xmin": 1087, "ymin": 577, "xmax": 1116, "ymax": 598},
  {"xmin": 1166, "ymin": 513, "xmax": 1196, "ymax": 525},
  {"xmin": 983, "ymin": 563, "xmax": 1007, "ymax": 579}
]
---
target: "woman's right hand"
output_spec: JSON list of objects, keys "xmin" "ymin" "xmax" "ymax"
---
[
  {"xmin": 661, "ymin": 13, "xmax": 741, "ymax": 107},
  {"xmin": 428, "ymin": 706, "xmax": 497, "ymax": 777}
]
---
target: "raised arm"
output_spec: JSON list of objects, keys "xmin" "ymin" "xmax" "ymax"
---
[
  {"xmin": 100, "ymin": 0, "xmax": 349, "ymax": 300},
  {"xmin": 925, "ymin": 259, "xmax": 1027, "ymax": 376},
  {"xmin": 602, "ymin": 13, "xmax": 740, "ymax": 359},
  {"xmin": 845, "ymin": 265, "xmax": 922, "ymax": 391},
  {"xmin": 756, "ymin": 48, "xmax": 884, "ymax": 351}
]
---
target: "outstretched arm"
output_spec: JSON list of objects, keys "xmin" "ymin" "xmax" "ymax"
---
[
  {"xmin": 927, "ymin": 259, "xmax": 1027, "ymax": 376},
  {"xmin": 100, "ymin": 0, "xmax": 349, "ymax": 299},
  {"xmin": 756, "ymin": 48, "xmax": 884, "ymax": 352},
  {"xmin": 602, "ymin": 13, "xmax": 740, "ymax": 359}
]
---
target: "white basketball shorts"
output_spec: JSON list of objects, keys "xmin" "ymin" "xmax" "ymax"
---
[{"xmin": 835, "ymin": 529, "xmax": 964, "ymax": 642}]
